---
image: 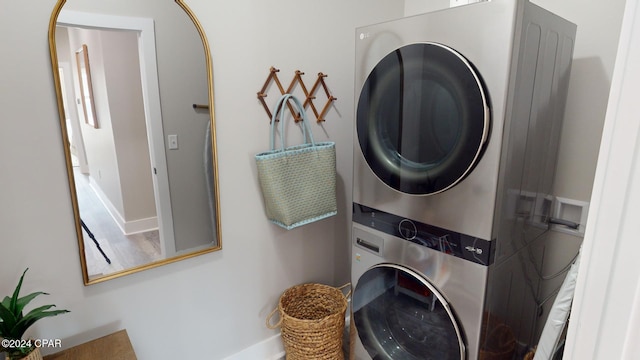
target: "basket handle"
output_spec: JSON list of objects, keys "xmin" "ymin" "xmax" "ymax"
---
[
  {"xmin": 338, "ymin": 283, "xmax": 352, "ymax": 299},
  {"xmin": 266, "ymin": 307, "xmax": 282, "ymax": 329}
]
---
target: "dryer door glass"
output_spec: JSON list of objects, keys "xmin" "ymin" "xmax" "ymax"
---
[
  {"xmin": 353, "ymin": 264, "xmax": 465, "ymax": 360},
  {"xmin": 357, "ymin": 42, "xmax": 489, "ymax": 195}
]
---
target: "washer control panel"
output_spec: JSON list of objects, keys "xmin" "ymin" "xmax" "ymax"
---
[
  {"xmin": 398, "ymin": 219, "xmax": 418, "ymax": 240},
  {"xmin": 353, "ymin": 202, "xmax": 494, "ymax": 266}
]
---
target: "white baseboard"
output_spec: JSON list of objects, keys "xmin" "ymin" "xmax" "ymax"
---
[
  {"xmin": 122, "ymin": 216, "xmax": 158, "ymax": 235},
  {"xmin": 88, "ymin": 178, "xmax": 158, "ymax": 235},
  {"xmin": 222, "ymin": 333, "xmax": 285, "ymax": 360},
  {"xmin": 223, "ymin": 313, "xmax": 350, "ymax": 360}
]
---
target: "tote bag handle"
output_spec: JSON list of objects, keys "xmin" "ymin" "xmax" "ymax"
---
[{"xmin": 269, "ymin": 94, "xmax": 316, "ymax": 151}]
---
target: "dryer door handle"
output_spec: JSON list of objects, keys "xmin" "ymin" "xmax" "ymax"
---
[{"xmin": 356, "ymin": 238, "xmax": 380, "ymax": 254}]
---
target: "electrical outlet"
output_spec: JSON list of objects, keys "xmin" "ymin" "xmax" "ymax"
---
[
  {"xmin": 552, "ymin": 197, "xmax": 590, "ymax": 236},
  {"xmin": 168, "ymin": 134, "xmax": 178, "ymax": 150}
]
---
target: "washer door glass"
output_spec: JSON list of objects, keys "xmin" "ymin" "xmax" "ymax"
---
[
  {"xmin": 357, "ymin": 42, "xmax": 489, "ymax": 195},
  {"xmin": 353, "ymin": 264, "xmax": 465, "ymax": 359}
]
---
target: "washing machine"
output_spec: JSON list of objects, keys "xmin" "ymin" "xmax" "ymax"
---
[
  {"xmin": 351, "ymin": 0, "xmax": 576, "ymax": 359},
  {"xmin": 351, "ymin": 206, "xmax": 489, "ymax": 359}
]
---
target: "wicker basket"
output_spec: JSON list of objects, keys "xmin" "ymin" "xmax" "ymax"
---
[
  {"xmin": 8, "ymin": 347, "xmax": 43, "ymax": 360},
  {"xmin": 267, "ymin": 283, "xmax": 350, "ymax": 360},
  {"xmin": 523, "ymin": 348, "xmax": 536, "ymax": 360},
  {"xmin": 479, "ymin": 313, "xmax": 516, "ymax": 360}
]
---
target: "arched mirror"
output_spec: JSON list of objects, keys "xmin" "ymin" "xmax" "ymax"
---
[{"xmin": 48, "ymin": 0, "xmax": 221, "ymax": 285}]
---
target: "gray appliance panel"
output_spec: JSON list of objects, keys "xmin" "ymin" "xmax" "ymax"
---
[{"xmin": 491, "ymin": 1, "xmax": 577, "ymax": 263}]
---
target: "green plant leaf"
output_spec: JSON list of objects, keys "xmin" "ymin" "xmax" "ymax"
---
[
  {"xmin": 0, "ymin": 268, "xmax": 69, "ymax": 342},
  {"xmin": 0, "ymin": 319, "xmax": 12, "ymax": 337},
  {"xmin": 9, "ymin": 269, "xmax": 29, "ymax": 314},
  {"xmin": 14, "ymin": 292, "xmax": 48, "ymax": 317},
  {"xmin": 10, "ymin": 305, "xmax": 69, "ymax": 340},
  {"xmin": 0, "ymin": 301, "xmax": 18, "ymax": 336}
]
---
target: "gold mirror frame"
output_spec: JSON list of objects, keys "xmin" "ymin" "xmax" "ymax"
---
[{"xmin": 48, "ymin": 0, "xmax": 221, "ymax": 285}]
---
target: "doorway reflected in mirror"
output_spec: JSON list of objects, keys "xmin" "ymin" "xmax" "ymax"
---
[{"xmin": 49, "ymin": 0, "xmax": 221, "ymax": 285}]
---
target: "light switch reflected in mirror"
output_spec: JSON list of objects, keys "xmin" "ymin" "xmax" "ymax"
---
[{"xmin": 48, "ymin": 0, "xmax": 221, "ymax": 285}]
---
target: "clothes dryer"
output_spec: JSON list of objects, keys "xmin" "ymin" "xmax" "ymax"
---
[{"xmin": 351, "ymin": 1, "xmax": 576, "ymax": 359}]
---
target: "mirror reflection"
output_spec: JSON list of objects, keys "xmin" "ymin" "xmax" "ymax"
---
[
  {"xmin": 74, "ymin": 44, "xmax": 98, "ymax": 128},
  {"xmin": 49, "ymin": 0, "xmax": 221, "ymax": 285}
]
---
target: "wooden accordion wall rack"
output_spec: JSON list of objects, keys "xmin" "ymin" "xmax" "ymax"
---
[{"xmin": 257, "ymin": 66, "xmax": 336, "ymax": 123}]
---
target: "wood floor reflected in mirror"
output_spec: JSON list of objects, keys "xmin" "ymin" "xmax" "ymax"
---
[{"xmin": 74, "ymin": 167, "xmax": 162, "ymax": 281}]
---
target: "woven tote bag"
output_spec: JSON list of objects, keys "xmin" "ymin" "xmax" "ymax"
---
[{"xmin": 255, "ymin": 94, "xmax": 337, "ymax": 229}]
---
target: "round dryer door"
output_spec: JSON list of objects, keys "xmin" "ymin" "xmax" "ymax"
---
[
  {"xmin": 357, "ymin": 42, "xmax": 490, "ymax": 195},
  {"xmin": 353, "ymin": 264, "xmax": 465, "ymax": 359}
]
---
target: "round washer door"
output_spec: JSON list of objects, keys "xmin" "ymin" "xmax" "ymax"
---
[
  {"xmin": 353, "ymin": 264, "xmax": 465, "ymax": 359},
  {"xmin": 357, "ymin": 42, "xmax": 490, "ymax": 195}
]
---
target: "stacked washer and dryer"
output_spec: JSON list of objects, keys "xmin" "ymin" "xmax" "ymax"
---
[{"xmin": 350, "ymin": 1, "xmax": 576, "ymax": 359}]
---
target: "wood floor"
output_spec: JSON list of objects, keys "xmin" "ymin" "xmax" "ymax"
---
[{"xmin": 73, "ymin": 167, "xmax": 162, "ymax": 281}]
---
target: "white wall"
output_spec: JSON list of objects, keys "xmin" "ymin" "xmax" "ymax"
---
[
  {"xmin": 100, "ymin": 29, "xmax": 156, "ymax": 224},
  {"xmin": 66, "ymin": 27, "xmax": 127, "ymax": 217},
  {"xmin": 0, "ymin": 1, "xmax": 402, "ymax": 360},
  {"xmin": 404, "ymin": 0, "xmax": 450, "ymax": 14},
  {"xmin": 564, "ymin": 0, "xmax": 640, "ymax": 358}
]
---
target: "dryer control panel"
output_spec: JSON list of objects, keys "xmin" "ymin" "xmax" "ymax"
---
[{"xmin": 353, "ymin": 203, "xmax": 494, "ymax": 266}]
